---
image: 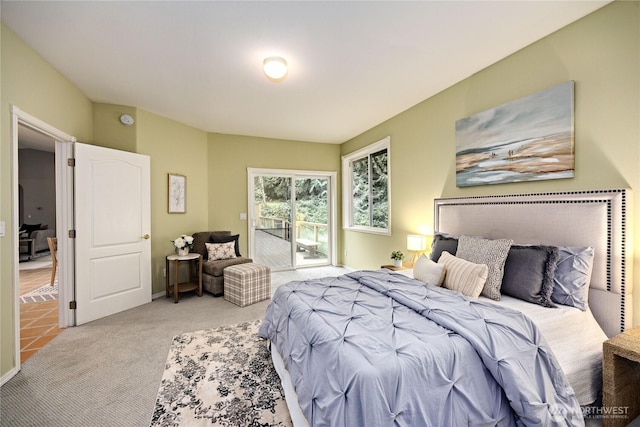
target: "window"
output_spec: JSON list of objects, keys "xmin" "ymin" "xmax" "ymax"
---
[{"xmin": 342, "ymin": 137, "xmax": 390, "ymax": 234}]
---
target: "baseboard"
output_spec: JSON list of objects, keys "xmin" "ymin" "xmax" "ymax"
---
[
  {"xmin": 1, "ymin": 366, "xmax": 19, "ymax": 387},
  {"xmin": 338, "ymin": 264, "xmax": 356, "ymax": 272},
  {"xmin": 152, "ymin": 291, "xmax": 166, "ymax": 300}
]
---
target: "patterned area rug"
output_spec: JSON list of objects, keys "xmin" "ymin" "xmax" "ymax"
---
[
  {"xmin": 20, "ymin": 281, "xmax": 58, "ymax": 303},
  {"xmin": 151, "ymin": 320, "xmax": 292, "ymax": 427}
]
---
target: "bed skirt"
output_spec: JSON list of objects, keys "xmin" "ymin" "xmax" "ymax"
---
[{"xmin": 269, "ymin": 341, "xmax": 310, "ymax": 427}]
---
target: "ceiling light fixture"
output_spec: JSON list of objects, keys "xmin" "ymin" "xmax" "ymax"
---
[{"xmin": 263, "ymin": 56, "xmax": 288, "ymax": 81}]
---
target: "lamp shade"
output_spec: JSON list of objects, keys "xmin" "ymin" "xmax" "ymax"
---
[
  {"xmin": 407, "ymin": 234, "xmax": 427, "ymax": 251},
  {"xmin": 263, "ymin": 57, "xmax": 288, "ymax": 80}
]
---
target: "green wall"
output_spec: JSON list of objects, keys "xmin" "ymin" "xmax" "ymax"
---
[
  {"xmin": 0, "ymin": 24, "xmax": 211, "ymax": 378},
  {"xmin": 2, "ymin": 1, "xmax": 639, "ymax": 381},
  {"xmin": 341, "ymin": 2, "xmax": 640, "ymax": 324},
  {"xmin": 207, "ymin": 133, "xmax": 341, "ymax": 255},
  {"xmin": 1, "ymin": 22, "xmax": 94, "ymax": 377},
  {"xmin": 136, "ymin": 109, "xmax": 209, "ymax": 293},
  {"xmin": 0, "ymin": 23, "xmax": 341, "ymax": 379},
  {"xmin": 89, "ymin": 105, "xmax": 212, "ymax": 294},
  {"xmin": 93, "ymin": 103, "xmax": 137, "ymax": 152}
]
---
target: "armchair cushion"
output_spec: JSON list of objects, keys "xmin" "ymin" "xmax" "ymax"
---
[{"xmin": 202, "ymin": 257, "xmax": 253, "ymax": 277}]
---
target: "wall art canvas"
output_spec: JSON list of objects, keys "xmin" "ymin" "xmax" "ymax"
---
[
  {"xmin": 455, "ymin": 81, "xmax": 574, "ymax": 187},
  {"xmin": 168, "ymin": 173, "xmax": 186, "ymax": 213}
]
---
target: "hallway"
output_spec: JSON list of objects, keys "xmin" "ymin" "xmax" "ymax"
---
[{"xmin": 19, "ymin": 260, "xmax": 62, "ymax": 363}]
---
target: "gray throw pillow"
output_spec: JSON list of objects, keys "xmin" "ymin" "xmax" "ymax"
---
[
  {"xmin": 501, "ymin": 245, "xmax": 559, "ymax": 307},
  {"xmin": 430, "ymin": 232, "xmax": 458, "ymax": 262},
  {"xmin": 455, "ymin": 235, "xmax": 513, "ymax": 300}
]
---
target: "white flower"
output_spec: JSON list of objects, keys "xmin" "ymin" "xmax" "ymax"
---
[{"xmin": 172, "ymin": 234, "xmax": 194, "ymax": 250}]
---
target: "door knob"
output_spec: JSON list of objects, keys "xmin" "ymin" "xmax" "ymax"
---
[{"xmin": 142, "ymin": 234, "xmax": 150, "ymax": 239}]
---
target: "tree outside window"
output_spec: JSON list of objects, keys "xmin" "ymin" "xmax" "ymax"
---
[{"xmin": 342, "ymin": 137, "xmax": 390, "ymax": 234}]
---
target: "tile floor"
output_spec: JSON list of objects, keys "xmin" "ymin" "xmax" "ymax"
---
[{"xmin": 19, "ymin": 265, "xmax": 62, "ymax": 363}]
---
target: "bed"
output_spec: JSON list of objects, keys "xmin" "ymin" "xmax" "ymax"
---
[{"xmin": 259, "ymin": 189, "xmax": 632, "ymax": 426}]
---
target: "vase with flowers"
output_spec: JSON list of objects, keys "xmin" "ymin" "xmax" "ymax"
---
[
  {"xmin": 391, "ymin": 250, "xmax": 405, "ymax": 268},
  {"xmin": 172, "ymin": 234, "xmax": 194, "ymax": 256}
]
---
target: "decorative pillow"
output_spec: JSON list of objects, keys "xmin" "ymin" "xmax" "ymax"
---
[
  {"xmin": 430, "ymin": 232, "xmax": 458, "ymax": 262},
  {"xmin": 192, "ymin": 231, "xmax": 231, "ymax": 260},
  {"xmin": 20, "ymin": 223, "xmax": 42, "ymax": 235},
  {"xmin": 551, "ymin": 246, "xmax": 595, "ymax": 311},
  {"xmin": 501, "ymin": 245, "xmax": 559, "ymax": 307},
  {"xmin": 205, "ymin": 241, "xmax": 237, "ymax": 261},
  {"xmin": 455, "ymin": 235, "xmax": 513, "ymax": 300},
  {"xmin": 211, "ymin": 234, "xmax": 241, "ymax": 257},
  {"xmin": 413, "ymin": 254, "xmax": 446, "ymax": 287},
  {"xmin": 437, "ymin": 251, "xmax": 488, "ymax": 298}
]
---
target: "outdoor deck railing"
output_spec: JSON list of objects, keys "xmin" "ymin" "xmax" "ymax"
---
[{"xmin": 257, "ymin": 216, "xmax": 328, "ymax": 255}]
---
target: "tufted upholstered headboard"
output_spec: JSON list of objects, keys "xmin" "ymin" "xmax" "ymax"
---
[{"xmin": 434, "ymin": 189, "xmax": 631, "ymax": 338}]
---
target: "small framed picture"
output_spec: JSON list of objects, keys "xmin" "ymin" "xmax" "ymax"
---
[{"xmin": 168, "ymin": 173, "xmax": 186, "ymax": 213}]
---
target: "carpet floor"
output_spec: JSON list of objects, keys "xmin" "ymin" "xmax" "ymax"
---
[
  {"xmin": 0, "ymin": 266, "xmax": 349, "ymax": 427},
  {"xmin": 151, "ymin": 320, "xmax": 291, "ymax": 427}
]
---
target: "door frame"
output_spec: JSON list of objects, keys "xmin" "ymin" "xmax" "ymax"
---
[
  {"xmin": 247, "ymin": 168, "xmax": 337, "ymax": 269},
  {"xmin": 9, "ymin": 106, "xmax": 76, "ymax": 377}
]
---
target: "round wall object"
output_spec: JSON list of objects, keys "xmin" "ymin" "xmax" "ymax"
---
[{"xmin": 119, "ymin": 114, "xmax": 134, "ymax": 126}]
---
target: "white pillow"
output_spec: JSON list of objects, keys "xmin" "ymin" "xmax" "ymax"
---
[
  {"xmin": 438, "ymin": 251, "xmax": 488, "ymax": 298},
  {"xmin": 205, "ymin": 241, "xmax": 237, "ymax": 261},
  {"xmin": 413, "ymin": 254, "xmax": 446, "ymax": 287}
]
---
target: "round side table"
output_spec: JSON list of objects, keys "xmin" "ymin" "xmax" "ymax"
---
[{"xmin": 165, "ymin": 253, "xmax": 203, "ymax": 303}]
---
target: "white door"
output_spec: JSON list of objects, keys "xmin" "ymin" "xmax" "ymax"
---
[{"xmin": 74, "ymin": 143, "xmax": 151, "ymax": 325}]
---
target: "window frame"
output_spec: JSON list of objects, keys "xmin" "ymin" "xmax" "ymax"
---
[{"xmin": 342, "ymin": 136, "xmax": 391, "ymax": 235}]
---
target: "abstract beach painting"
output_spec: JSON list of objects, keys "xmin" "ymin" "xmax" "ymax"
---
[{"xmin": 456, "ymin": 81, "xmax": 574, "ymax": 187}]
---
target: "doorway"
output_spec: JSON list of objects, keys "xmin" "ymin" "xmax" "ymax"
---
[
  {"xmin": 18, "ymin": 263, "xmax": 62, "ymax": 363},
  {"xmin": 8, "ymin": 107, "xmax": 152, "ymax": 382},
  {"xmin": 9, "ymin": 106, "xmax": 75, "ymax": 377},
  {"xmin": 248, "ymin": 169, "xmax": 337, "ymax": 271},
  {"xmin": 14, "ymin": 122, "xmax": 66, "ymax": 363}
]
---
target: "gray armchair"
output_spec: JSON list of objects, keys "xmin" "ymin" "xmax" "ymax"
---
[{"xmin": 191, "ymin": 231, "xmax": 252, "ymax": 296}]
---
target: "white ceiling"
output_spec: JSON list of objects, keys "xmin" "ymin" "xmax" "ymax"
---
[
  {"xmin": 18, "ymin": 124, "xmax": 55, "ymax": 152},
  {"xmin": 2, "ymin": 1, "xmax": 610, "ymax": 144}
]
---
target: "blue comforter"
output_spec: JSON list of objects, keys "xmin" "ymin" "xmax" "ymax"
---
[{"xmin": 259, "ymin": 270, "xmax": 583, "ymax": 426}]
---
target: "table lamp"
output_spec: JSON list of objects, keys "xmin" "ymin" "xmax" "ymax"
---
[{"xmin": 407, "ymin": 234, "xmax": 428, "ymax": 266}]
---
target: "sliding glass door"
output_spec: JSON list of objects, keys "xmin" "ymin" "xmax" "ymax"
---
[
  {"xmin": 252, "ymin": 175, "xmax": 294, "ymax": 269},
  {"xmin": 248, "ymin": 169, "xmax": 334, "ymax": 271},
  {"xmin": 294, "ymin": 177, "xmax": 330, "ymax": 267}
]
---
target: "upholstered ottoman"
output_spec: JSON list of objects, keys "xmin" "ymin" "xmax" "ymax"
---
[{"xmin": 223, "ymin": 263, "xmax": 271, "ymax": 307}]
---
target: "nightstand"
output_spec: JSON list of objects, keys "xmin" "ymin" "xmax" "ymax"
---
[
  {"xmin": 381, "ymin": 264, "xmax": 408, "ymax": 271},
  {"xmin": 165, "ymin": 253, "xmax": 203, "ymax": 303},
  {"xmin": 603, "ymin": 327, "xmax": 640, "ymax": 427}
]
